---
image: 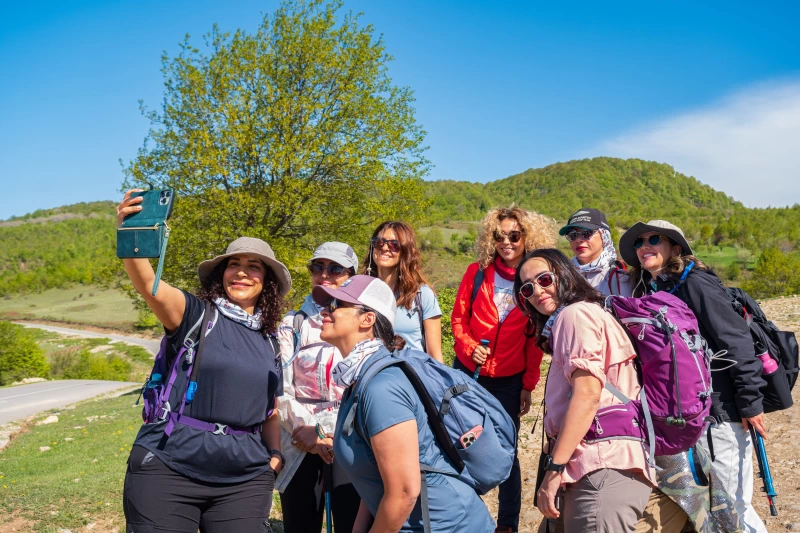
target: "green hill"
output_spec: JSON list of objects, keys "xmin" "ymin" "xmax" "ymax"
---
[{"xmin": 2, "ymin": 158, "xmax": 798, "ymax": 299}]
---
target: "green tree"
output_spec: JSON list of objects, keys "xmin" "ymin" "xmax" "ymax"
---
[
  {"xmin": 437, "ymin": 287, "xmax": 457, "ymax": 366},
  {"xmin": 123, "ymin": 0, "xmax": 430, "ymax": 299},
  {"xmin": 0, "ymin": 322, "xmax": 49, "ymax": 385},
  {"xmin": 742, "ymin": 248, "xmax": 800, "ymax": 298}
]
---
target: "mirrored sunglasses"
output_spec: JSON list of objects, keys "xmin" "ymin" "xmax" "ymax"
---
[
  {"xmin": 633, "ymin": 234, "xmax": 663, "ymax": 249},
  {"xmin": 564, "ymin": 229, "xmax": 596, "ymax": 242},
  {"xmin": 518, "ymin": 271, "xmax": 556, "ymax": 300}
]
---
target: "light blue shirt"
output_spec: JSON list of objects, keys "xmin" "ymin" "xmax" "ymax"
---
[
  {"xmin": 394, "ymin": 284, "xmax": 442, "ymax": 352},
  {"xmin": 334, "ymin": 366, "xmax": 495, "ymax": 532}
]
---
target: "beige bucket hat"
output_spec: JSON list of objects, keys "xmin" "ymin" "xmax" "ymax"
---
[{"xmin": 197, "ymin": 237, "xmax": 292, "ymax": 296}]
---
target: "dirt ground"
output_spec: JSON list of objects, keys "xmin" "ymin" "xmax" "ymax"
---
[{"xmin": 481, "ymin": 295, "xmax": 800, "ymax": 532}]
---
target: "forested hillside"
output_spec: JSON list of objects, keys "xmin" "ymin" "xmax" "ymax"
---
[
  {"xmin": 0, "ymin": 202, "xmax": 116, "ymax": 296},
  {"xmin": 2, "ymin": 159, "xmax": 799, "ymax": 298},
  {"xmin": 425, "ymin": 158, "xmax": 800, "ymax": 252}
]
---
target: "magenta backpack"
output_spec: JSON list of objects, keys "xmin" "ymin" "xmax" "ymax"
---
[{"xmin": 583, "ymin": 293, "xmax": 712, "ymax": 461}]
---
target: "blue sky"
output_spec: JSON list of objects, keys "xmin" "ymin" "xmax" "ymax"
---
[{"xmin": 1, "ymin": 1, "xmax": 799, "ymax": 219}]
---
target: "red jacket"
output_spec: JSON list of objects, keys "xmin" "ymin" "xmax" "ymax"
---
[{"xmin": 451, "ymin": 261, "xmax": 543, "ymax": 391}]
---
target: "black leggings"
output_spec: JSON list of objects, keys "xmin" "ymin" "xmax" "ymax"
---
[
  {"xmin": 279, "ymin": 453, "xmax": 360, "ymax": 533},
  {"xmin": 123, "ymin": 446, "xmax": 274, "ymax": 533}
]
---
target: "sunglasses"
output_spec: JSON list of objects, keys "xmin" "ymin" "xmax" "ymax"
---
[
  {"xmin": 564, "ymin": 229, "xmax": 596, "ymax": 242},
  {"xmin": 493, "ymin": 230, "xmax": 523, "ymax": 243},
  {"xmin": 308, "ymin": 262, "xmax": 348, "ymax": 277},
  {"xmin": 323, "ymin": 298, "xmax": 363, "ymax": 314},
  {"xmin": 518, "ymin": 271, "xmax": 556, "ymax": 300},
  {"xmin": 633, "ymin": 235, "xmax": 664, "ymax": 249},
  {"xmin": 371, "ymin": 237, "xmax": 401, "ymax": 253}
]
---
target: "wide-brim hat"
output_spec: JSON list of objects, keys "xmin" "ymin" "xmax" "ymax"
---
[
  {"xmin": 198, "ymin": 237, "xmax": 292, "ymax": 297},
  {"xmin": 619, "ymin": 220, "xmax": 693, "ymax": 267},
  {"xmin": 311, "ymin": 275, "xmax": 396, "ymax": 327}
]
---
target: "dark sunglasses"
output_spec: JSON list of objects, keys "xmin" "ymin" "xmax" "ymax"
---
[
  {"xmin": 371, "ymin": 237, "xmax": 401, "ymax": 253},
  {"xmin": 518, "ymin": 271, "xmax": 556, "ymax": 300},
  {"xmin": 564, "ymin": 229, "xmax": 596, "ymax": 242},
  {"xmin": 493, "ymin": 230, "xmax": 523, "ymax": 243},
  {"xmin": 323, "ymin": 298, "xmax": 363, "ymax": 314},
  {"xmin": 308, "ymin": 262, "xmax": 348, "ymax": 277},
  {"xmin": 633, "ymin": 235, "xmax": 664, "ymax": 249}
]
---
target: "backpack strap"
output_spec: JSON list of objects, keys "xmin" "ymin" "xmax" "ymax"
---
[
  {"xmin": 470, "ymin": 268, "xmax": 485, "ymax": 306},
  {"xmin": 282, "ymin": 310, "xmax": 308, "ymax": 370},
  {"xmin": 668, "ymin": 261, "xmax": 695, "ymax": 295},
  {"xmin": 415, "ymin": 292, "xmax": 427, "ymax": 353},
  {"xmin": 185, "ymin": 301, "xmax": 215, "ymax": 403}
]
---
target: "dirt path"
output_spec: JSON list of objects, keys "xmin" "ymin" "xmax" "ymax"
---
[{"xmin": 484, "ymin": 295, "xmax": 800, "ymax": 532}]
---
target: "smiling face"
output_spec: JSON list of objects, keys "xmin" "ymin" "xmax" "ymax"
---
[
  {"xmin": 635, "ymin": 232, "xmax": 683, "ymax": 274},
  {"xmin": 310, "ymin": 258, "xmax": 352, "ymax": 289},
  {"xmin": 373, "ymin": 228, "xmax": 401, "ymax": 271},
  {"xmin": 494, "ymin": 218, "xmax": 525, "ymax": 267},
  {"xmin": 319, "ymin": 300, "xmax": 375, "ymax": 355},
  {"xmin": 223, "ymin": 254, "xmax": 267, "ymax": 312},
  {"xmin": 569, "ymin": 229, "xmax": 604, "ymax": 265},
  {"xmin": 519, "ymin": 257, "xmax": 560, "ymax": 315}
]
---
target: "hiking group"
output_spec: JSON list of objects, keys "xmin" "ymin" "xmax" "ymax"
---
[{"xmin": 116, "ymin": 189, "xmax": 797, "ymax": 533}]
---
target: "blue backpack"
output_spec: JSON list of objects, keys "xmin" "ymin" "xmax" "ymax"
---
[{"xmin": 340, "ymin": 347, "xmax": 516, "ymax": 531}]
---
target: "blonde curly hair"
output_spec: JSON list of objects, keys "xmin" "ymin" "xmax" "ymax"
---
[{"xmin": 476, "ymin": 206, "xmax": 559, "ymax": 269}]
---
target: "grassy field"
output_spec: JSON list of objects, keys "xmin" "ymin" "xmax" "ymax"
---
[
  {"xmin": 0, "ymin": 392, "xmax": 282, "ymax": 533},
  {"xmin": 0, "ymin": 286, "xmax": 137, "ymax": 331}
]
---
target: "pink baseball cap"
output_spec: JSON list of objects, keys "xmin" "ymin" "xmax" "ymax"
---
[{"xmin": 312, "ymin": 275, "xmax": 397, "ymax": 327}]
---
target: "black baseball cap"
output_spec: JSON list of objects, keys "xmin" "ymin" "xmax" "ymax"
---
[{"xmin": 558, "ymin": 208, "xmax": 610, "ymax": 236}]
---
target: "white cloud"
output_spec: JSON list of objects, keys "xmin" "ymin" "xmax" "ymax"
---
[{"xmin": 597, "ymin": 80, "xmax": 800, "ymax": 208}]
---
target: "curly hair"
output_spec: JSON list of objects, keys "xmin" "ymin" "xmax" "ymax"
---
[
  {"xmin": 196, "ymin": 258, "xmax": 284, "ymax": 337},
  {"xmin": 512, "ymin": 248, "xmax": 605, "ymax": 353},
  {"xmin": 362, "ymin": 221, "xmax": 430, "ymax": 309},
  {"xmin": 476, "ymin": 206, "xmax": 559, "ymax": 269},
  {"xmin": 629, "ymin": 251, "xmax": 710, "ymax": 297}
]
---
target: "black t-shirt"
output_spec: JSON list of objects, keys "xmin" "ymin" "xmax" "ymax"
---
[{"xmin": 133, "ymin": 291, "xmax": 283, "ymax": 483}]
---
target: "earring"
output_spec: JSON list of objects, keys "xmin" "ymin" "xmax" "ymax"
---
[{"xmin": 366, "ymin": 244, "xmax": 374, "ymax": 275}]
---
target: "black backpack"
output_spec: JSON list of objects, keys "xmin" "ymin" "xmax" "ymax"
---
[{"xmin": 726, "ymin": 287, "xmax": 799, "ymax": 413}]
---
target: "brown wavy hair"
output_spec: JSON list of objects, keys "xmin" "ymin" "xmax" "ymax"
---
[
  {"xmin": 477, "ymin": 206, "xmax": 558, "ymax": 269},
  {"xmin": 512, "ymin": 249, "xmax": 604, "ymax": 354},
  {"xmin": 362, "ymin": 221, "xmax": 430, "ymax": 309},
  {"xmin": 629, "ymin": 251, "xmax": 710, "ymax": 297},
  {"xmin": 196, "ymin": 258, "xmax": 284, "ymax": 337}
]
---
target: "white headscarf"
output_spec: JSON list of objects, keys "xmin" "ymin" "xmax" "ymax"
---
[{"xmin": 571, "ymin": 228, "xmax": 618, "ymax": 275}]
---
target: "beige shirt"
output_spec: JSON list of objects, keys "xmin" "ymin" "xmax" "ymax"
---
[{"xmin": 544, "ymin": 301, "xmax": 656, "ymax": 486}]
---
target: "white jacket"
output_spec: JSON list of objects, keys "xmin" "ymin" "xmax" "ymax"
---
[{"xmin": 275, "ymin": 295, "xmax": 347, "ymax": 492}]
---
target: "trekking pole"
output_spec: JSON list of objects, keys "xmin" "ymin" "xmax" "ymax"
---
[
  {"xmin": 473, "ymin": 339, "xmax": 490, "ymax": 380},
  {"xmin": 749, "ymin": 426, "xmax": 778, "ymax": 516},
  {"xmin": 323, "ymin": 462, "xmax": 334, "ymax": 532}
]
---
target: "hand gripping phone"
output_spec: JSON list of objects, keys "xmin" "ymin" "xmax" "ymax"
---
[{"xmin": 116, "ymin": 188, "xmax": 175, "ymax": 295}]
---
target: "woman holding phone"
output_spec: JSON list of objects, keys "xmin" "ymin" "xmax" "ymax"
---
[{"xmin": 117, "ymin": 189, "xmax": 286, "ymax": 533}]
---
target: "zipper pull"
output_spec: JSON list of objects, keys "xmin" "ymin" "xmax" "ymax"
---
[
  {"xmin": 638, "ymin": 325, "xmax": 646, "ymax": 341},
  {"xmin": 595, "ymin": 415, "xmax": 603, "ymax": 435}
]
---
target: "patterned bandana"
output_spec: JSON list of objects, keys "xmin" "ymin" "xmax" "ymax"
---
[
  {"xmin": 571, "ymin": 228, "xmax": 618, "ymax": 275},
  {"xmin": 541, "ymin": 304, "xmax": 567, "ymax": 339},
  {"xmin": 331, "ymin": 338, "xmax": 385, "ymax": 388},
  {"xmin": 213, "ymin": 297, "xmax": 263, "ymax": 330}
]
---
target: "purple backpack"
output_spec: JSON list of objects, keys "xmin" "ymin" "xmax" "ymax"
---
[{"xmin": 583, "ymin": 293, "xmax": 712, "ymax": 460}]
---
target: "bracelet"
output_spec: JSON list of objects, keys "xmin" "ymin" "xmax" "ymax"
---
[
  {"xmin": 269, "ymin": 449, "xmax": 285, "ymax": 467},
  {"xmin": 315, "ymin": 423, "xmax": 327, "ymax": 440}
]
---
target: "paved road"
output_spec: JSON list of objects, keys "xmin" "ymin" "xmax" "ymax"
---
[
  {"xmin": 0, "ymin": 380, "xmax": 140, "ymax": 425},
  {"xmin": 14, "ymin": 322, "xmax": 161, "ymax": 355}
]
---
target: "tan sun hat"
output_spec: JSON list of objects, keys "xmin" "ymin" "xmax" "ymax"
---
[
  {"xmin": 619, "ymin": 220, "xmax": 693, "ymax": 267},
  {"xmin": 197, "ymin": 237, "xmax": 292, "ymax": 296}
]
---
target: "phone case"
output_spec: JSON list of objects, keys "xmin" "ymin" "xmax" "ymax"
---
[{"xmin": 116, "ymin": 189, "xmax": 175, "ymax": 295}]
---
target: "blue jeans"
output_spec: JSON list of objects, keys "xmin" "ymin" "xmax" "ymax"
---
[{"xmin": 454, "ymin": 358, "xmax": 523, "ymax": 531}]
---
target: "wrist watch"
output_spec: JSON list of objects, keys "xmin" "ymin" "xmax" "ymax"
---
[{"xmin": 543, "ymin": 454, "xmax": 566, "ymax": 474}]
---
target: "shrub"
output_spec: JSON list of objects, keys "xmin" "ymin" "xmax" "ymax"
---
[
  {"xmin": 438, "ymin": 287, "xmax": 457, "ymax": 367},
  {"xmin": 50, "ymin": 350, "xmax": 132, "ymax": 382},
  {"xmin": 0, "ymin": 321, "xmax": 49, "ymax": 385},
  {"xmin": 135, "ymin": 308, "xmax": 160, "ymax": 329},
  {"xmin": 741, "ymin": 248, "xmax": 800, "ymax": 298}
]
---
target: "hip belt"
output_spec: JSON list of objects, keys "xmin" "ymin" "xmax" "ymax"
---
[{"xmin": 157, "ymin": 407, "xmax": 262, "ymax": 436}]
